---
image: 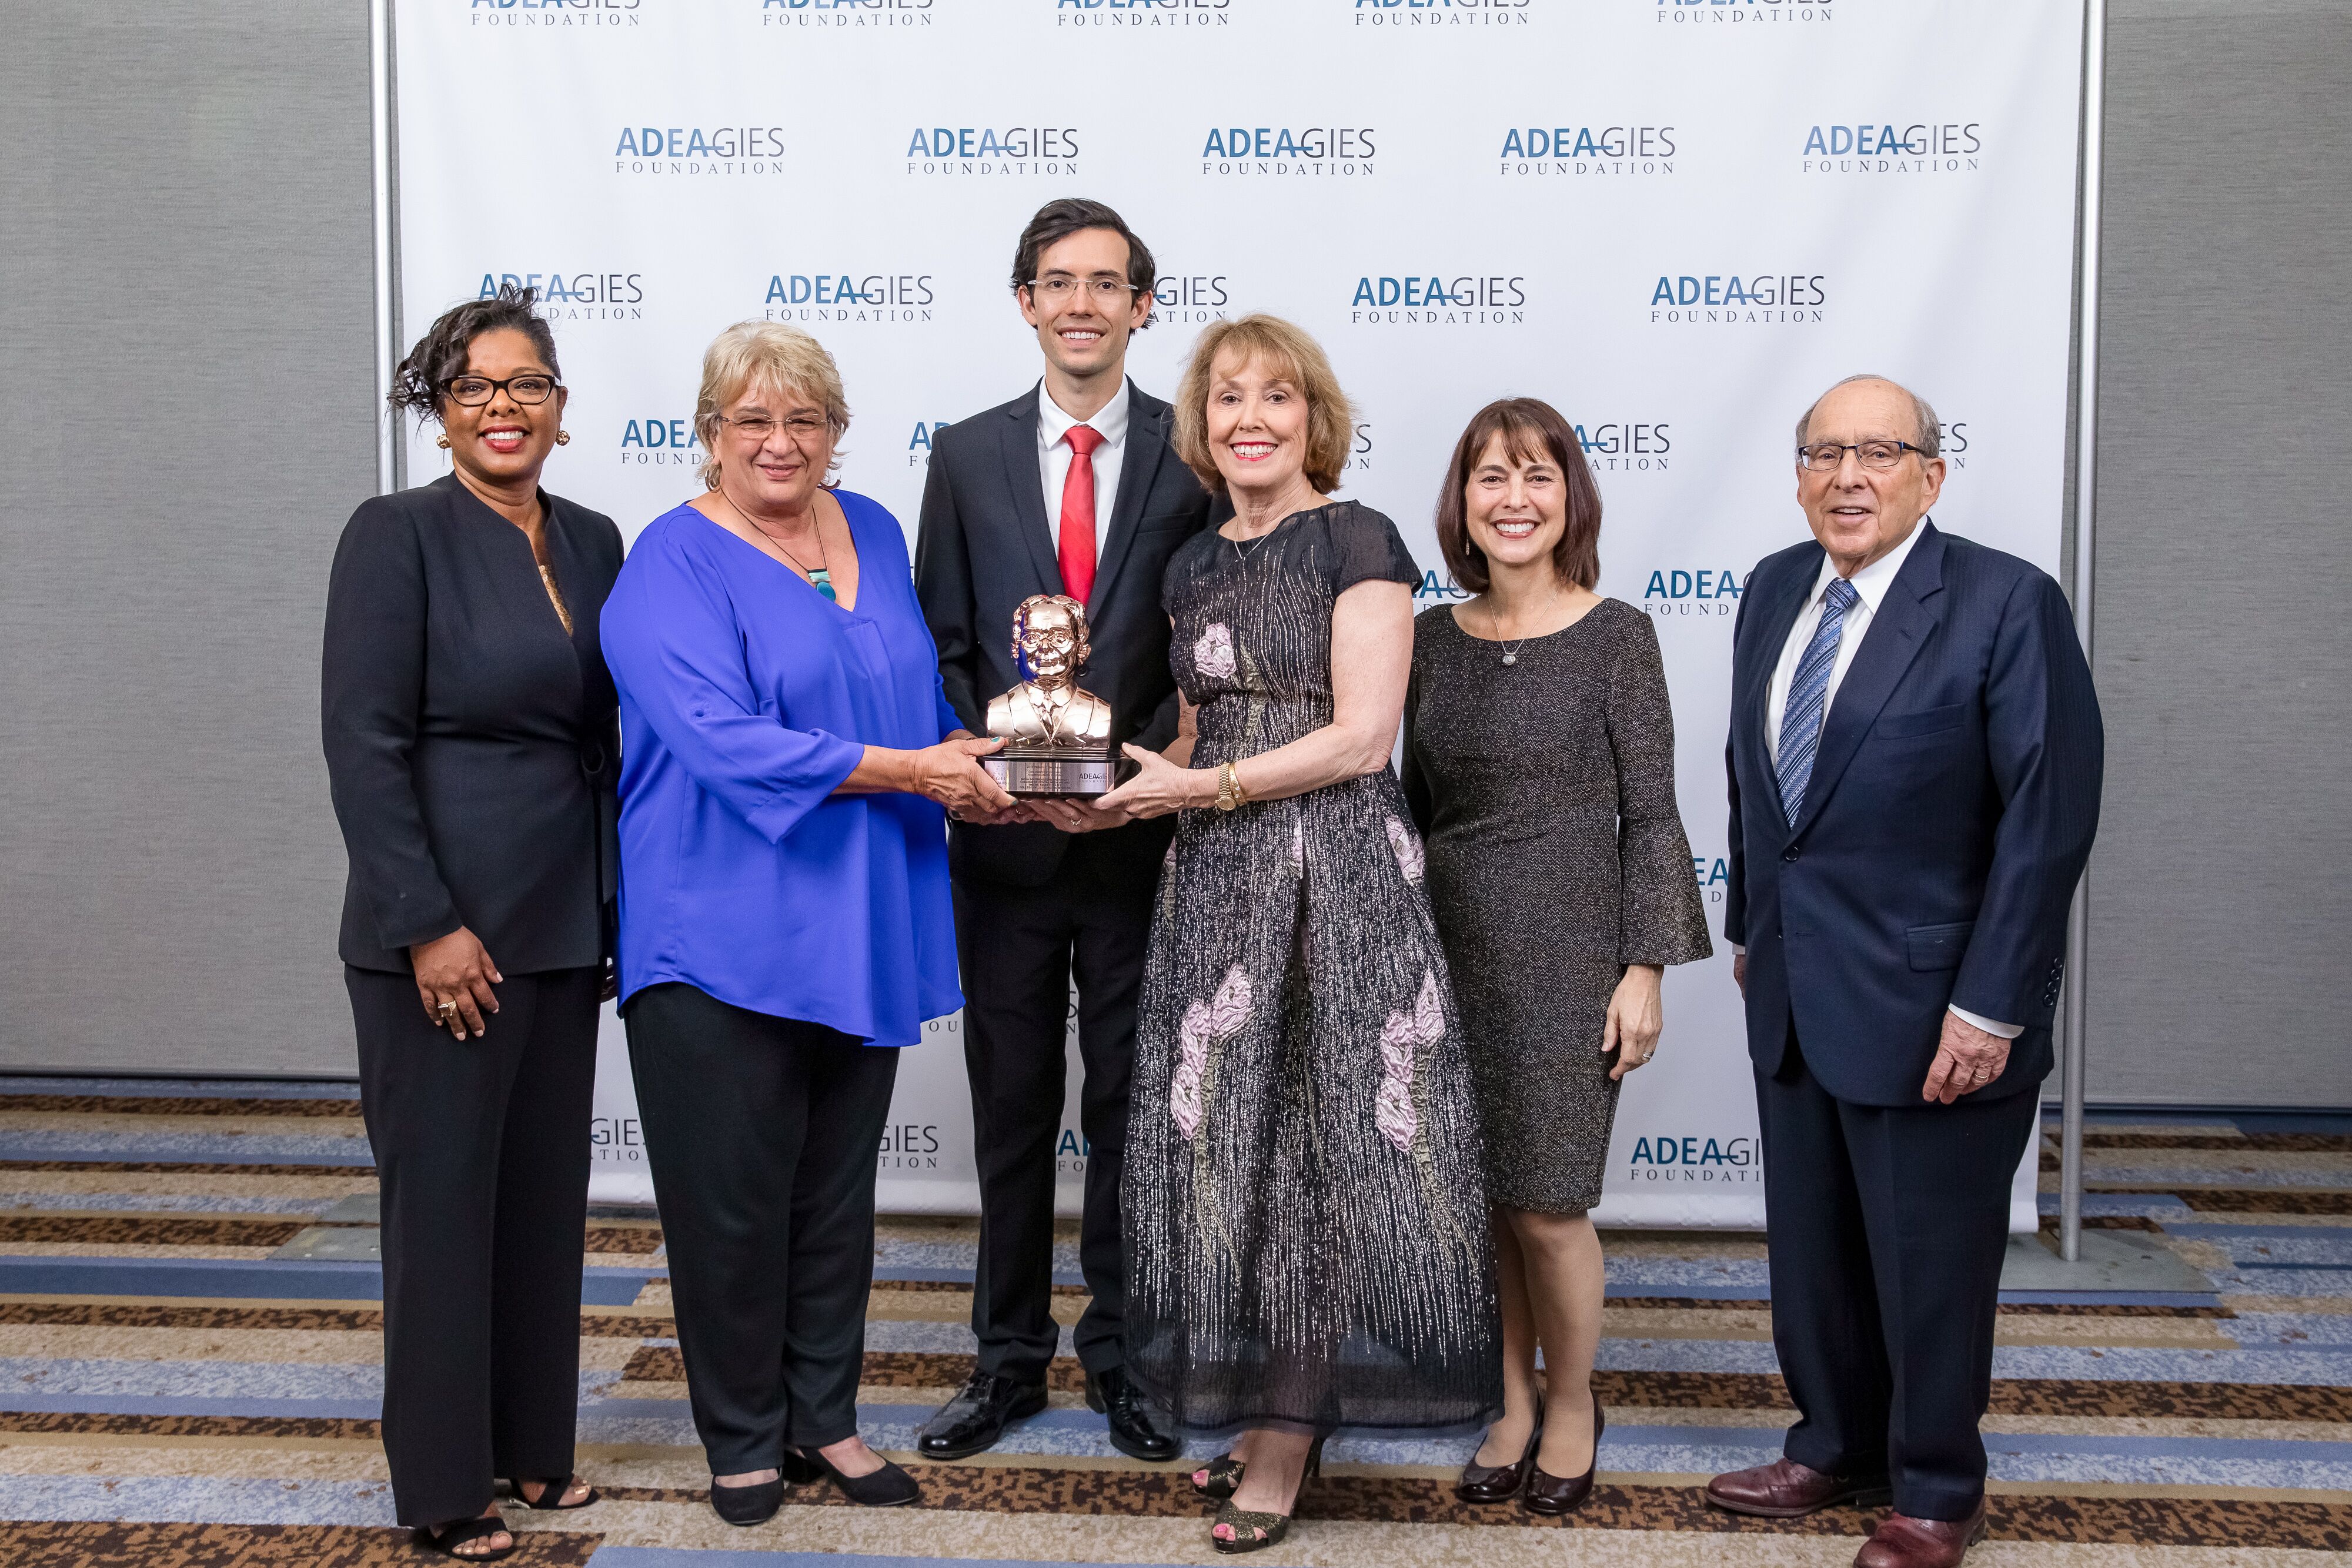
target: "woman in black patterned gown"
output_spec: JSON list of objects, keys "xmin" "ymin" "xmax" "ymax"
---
[{"xmin": 1093, "ymin": 316, "xmax": 1500, "ymax": 1554}]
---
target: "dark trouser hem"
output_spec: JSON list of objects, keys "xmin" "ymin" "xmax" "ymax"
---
[
  {"xmin": 348, "ymin": 964, "xmax": 599, "ymax": 1527},
  {"xmin": 1757, "ymin": 1022, "xmax": 2037, "ymax": 1523},
  {"xmin": 951, "ymin": 841, "xmax": 1154, "ymax": 1386},
  {"xmin": 625, "ymin": 983, "xmax": 899, "ymax": 1473}
]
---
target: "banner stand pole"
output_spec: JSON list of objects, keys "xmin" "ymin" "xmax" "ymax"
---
[
  {"xmin": 370, "ymin": 0, "xmax": 400, "ymax": 497},
  {"xmin": 2060, "ymin": 0, "xmax": 2109, "ymax": 1266}
]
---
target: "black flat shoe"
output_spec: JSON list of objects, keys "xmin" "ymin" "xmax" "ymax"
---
[
  {"xmin": 916, "ymin": 1370, "xmax": 1048, "ymax": 1460},
  {"xmin": 797, "ymin": 1445, "xmax": 921, "ymax": 1507},
  {"xmin": 1456, "ymin": 1413, "xmax": 1543, "ymax": 1503},
  {"xmin": 1087, "ymin": 1366, "xmax": 1178, "ymax": 1462},
  {"xmin": 707, "ymin": 1474, "xmax": 783, "ymax": 1527},
  {"xmin": 1524, "ymin": 1395, "xmax": 1605, "ymax": 1516}
]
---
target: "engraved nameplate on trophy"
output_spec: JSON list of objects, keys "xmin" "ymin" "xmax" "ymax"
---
[{"xmin": 981, "ymin": 593, "xmax": 1127, "ymax": 799}]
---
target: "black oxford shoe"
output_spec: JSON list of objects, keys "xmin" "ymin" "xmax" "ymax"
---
[
  {"xmin": 916, "ymin": 1371, "xmax": 1048, "ymax": 1460},
  {"xmin": 1086, "ymin": 1366, "xmax": 1178, "ymax": 1462}
]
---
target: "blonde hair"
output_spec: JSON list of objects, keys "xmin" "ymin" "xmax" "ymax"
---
[
  {"xmin": 1172, "ymin": 314, "xmax": 1355, "ymax": 496},
  {"xmin": 693, "ymin": 320, "xmax": 850, "ymax": 490}
]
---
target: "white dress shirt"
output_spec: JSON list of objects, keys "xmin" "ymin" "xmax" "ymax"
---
[
  {"xmin": 1035, "ymin": 377, "xmax": 1131, "ymax": 553},
  {"xmin": 1745, "ymin": 522, "xmax": 2019, "ymax": 1039}
]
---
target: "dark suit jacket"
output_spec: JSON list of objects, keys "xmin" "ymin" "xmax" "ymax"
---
[
  {"xmin": 322, "ymin": 474, "xmax": 624, "ymax": 974},
  {"xmin": 1724, "ymin": 521, "xmax": 2102, "ymax": 1106},
  {"xmin": 914, "ymin": 380, "xmax": 1215, "ymax": 887}
]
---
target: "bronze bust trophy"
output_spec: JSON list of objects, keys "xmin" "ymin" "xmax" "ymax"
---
[{"xmin": 983, "ymin": 594, "xmax": 1122, "ymax": 797}]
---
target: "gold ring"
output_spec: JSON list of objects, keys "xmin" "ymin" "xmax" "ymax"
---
[{"xmin": 436, "ymin": 999, "xmax": 458, "ymax": 1020}]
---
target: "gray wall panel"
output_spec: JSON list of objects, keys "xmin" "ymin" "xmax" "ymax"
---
[
  {"xmin": 0, "ymin": 5, "xmax": 372, "ymax": 1075},
  {"xmin": 2085, "ymin": 0, "xmax": 2352, "ymax": 1104}
]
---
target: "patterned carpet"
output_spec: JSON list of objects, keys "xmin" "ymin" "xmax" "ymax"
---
[{"xmin": 0, "ymin": 1076, "xmax": 2345, "ymax": 1567}]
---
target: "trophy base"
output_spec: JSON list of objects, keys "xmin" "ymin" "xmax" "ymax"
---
[{"xmin": 983, "ymin": 745, "xmax": 1130, "ymax": 799}]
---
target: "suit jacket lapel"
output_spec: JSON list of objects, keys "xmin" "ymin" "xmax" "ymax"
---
[
  {"xmin": 1743, "ymin": 549, "xmax": 1818, "ymax": 825},
  {"xmin": 997, "ymin": 388, "xmax": 1063, "ymax": 596},
  {"xmin": 1789, "ymin": 522, "xmax": 1947, "ymax": 838},
  {"xmin": 1083, "ymin": 381, "xmax": 1167, "ymax": 620}
]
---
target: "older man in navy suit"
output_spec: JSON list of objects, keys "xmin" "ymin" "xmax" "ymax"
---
[{"xmin": 1710, "ymin": 376, "xmax": 2102, "ymax": 1568}]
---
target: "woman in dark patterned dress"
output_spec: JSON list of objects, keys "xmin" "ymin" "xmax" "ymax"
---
[
  {"xmin": 1402, "ymin": 398, "xmax": 1712, "ymax": 1515},
  {"xmin": 1090, "ymin": 316, "xmax": 1499, "ymax": 1554}
]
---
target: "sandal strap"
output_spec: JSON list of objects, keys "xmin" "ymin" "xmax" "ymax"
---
[
  {"xmin": 425, "ymin": 1516, "xmax": 513, "ymax": 1559},
  {"xmin": 510, "ymin": 1475, "xmax": 596, "ymax": 1510},
  {"xmin": 1216, "ymin": 1503, "xmax": 1293, "ymax": 1534}
]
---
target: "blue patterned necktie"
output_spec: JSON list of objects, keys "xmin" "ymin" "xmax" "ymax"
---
[{"xmin": 1776, "ymin": 576, "xmax": 1860, "ymax": 825}]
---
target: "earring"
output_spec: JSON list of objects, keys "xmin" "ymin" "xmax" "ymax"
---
[
  {"xmin": 555, "ymin": 430, "xmax": 571, "ymax": 446},
  {"xmin": 435, "ymin": 434, "xmax": 451, "ymax": 449}
]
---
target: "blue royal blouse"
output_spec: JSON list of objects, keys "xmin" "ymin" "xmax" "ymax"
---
[{"xmin": 600, "ymin": 489, "xmax": 963, "ymax": 1046}]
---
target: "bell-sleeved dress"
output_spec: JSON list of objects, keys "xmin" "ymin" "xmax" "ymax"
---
[{"xmin": 1402, "ymin": 599, "xmax": 1713, "ymax": 1213}]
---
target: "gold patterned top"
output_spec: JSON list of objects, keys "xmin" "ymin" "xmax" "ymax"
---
[{"xmin": 539, "ymin": 562, "xmax": 574, "ymax": 636}]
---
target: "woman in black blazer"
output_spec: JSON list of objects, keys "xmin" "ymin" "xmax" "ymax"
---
[{"xmin": 322, "ymin": 286, "xmax": 621, "ymax": 1562}]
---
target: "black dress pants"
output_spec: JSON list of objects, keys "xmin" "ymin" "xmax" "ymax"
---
[
  {"xmin": 952, "ymin": 837, "xmax": 1154, "ymax": 1382},
  {"xmin": 347, "ymin": 963, "xmax": 599, "ymax": 1527},
  {"xmin": 624, "ymin": 983, "xmax": 900, "ymax": 1472},
  {"xmin": 1756, "ymin": 1028, "xmax": 2040, "ymax": 1522}
]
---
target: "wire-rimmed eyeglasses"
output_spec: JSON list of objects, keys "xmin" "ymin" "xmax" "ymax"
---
[{"xmin": 1796, "ymin": 440, "xmax": 1927, "ymax": 472}]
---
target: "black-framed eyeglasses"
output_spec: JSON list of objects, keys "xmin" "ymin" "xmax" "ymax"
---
[
  {"xmin": 442, "ymin": 373, "xmax": 561, "ymax": 407},
  {"xmin": 1024, "ymin": 275, "xmax": 1140, "ymax": 303},
  {"xmin": 1797, "ymin": 439, "xmax": 1926, "ymax": 472}
]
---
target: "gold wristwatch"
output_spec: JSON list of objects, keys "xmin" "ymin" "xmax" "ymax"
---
[{"xmin": 1214, "ymin": 761, "xmax": 1247, "ymax": 811}]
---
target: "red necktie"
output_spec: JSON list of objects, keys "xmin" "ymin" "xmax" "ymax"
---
[{"xmin": 1057, "ymin": 423, "xmax": 1105, "ymax": 604}]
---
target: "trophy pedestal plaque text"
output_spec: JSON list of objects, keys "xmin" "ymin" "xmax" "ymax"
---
[
  {"xmin": 983, "ymin": 744, "xmax": 1128, "ymax": 800},
  {"xmin": 983, "ymin": 593, "xmax": 1125, "ymax": 800}
]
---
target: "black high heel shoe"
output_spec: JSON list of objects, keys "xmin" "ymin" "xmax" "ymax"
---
[
  {"xmin": 797, "ymin": 1443, "xmax": 922, "ymax": 1507},
  {"xmin": 1524, "ymin": 1395, "xmax": 1605, "ymax": 1516},
  {"xmin": 1456, "ymin": 1411, "xmax": 1544, "ymax": 1503},
  {"xmin": 1211, "ymin": 1436, "xmax": 1323, "ymax": 1554}
]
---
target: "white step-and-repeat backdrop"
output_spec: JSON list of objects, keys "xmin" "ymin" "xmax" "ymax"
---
[{"xmin": 395, "ymin": 0, "xmax": 2084, "ymax": 1228}]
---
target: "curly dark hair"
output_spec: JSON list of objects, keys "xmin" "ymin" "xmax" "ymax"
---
[
  {"xmin": 387, "ymin": 285, "xmax": 563, "ymax": 420},
  {"xmin": 1008, "ymin": 198, "xmax": 1157, "ymax": 330}
]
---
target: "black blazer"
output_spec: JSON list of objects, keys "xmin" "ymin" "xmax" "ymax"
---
[
  {"xmin": 322, "ymin": 474, "xmax": 624, "ymax": 974},
  {"xmin": 1724, "ymin": 521, "xmax": 2103, "ymax": 1106},
  {"xmin": 914, "ymin": 380, "xmax": 1215, "ymax": 887}
]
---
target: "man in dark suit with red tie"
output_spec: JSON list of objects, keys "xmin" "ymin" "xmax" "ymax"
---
[
  {"xmin": 913, "ymin": 200, "xmax": 1214, "ymax": 1461},
  {"xmin": 1711, "ymin": 376, "xmax": 2103, "ymax": 1568}
]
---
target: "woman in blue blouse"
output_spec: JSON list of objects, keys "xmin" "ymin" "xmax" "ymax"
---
[{"xmin": 602, "ymin": 322, "xmax": 1014, "ymax": 1524}]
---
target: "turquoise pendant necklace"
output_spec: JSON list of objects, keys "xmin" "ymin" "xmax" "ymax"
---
[{"xmin": 726, "ymin": 490, "xmax": 836, "ymax": 602}]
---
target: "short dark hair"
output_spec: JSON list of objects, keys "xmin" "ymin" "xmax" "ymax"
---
[
  {"xmin": 1434, "ymin": 397, "xmax": 1602, "ymax": 594},
  {"xmin": 1008, "ymin": 198, "xmax": 1157, "ymax": 329},
  {"xmin": 388, "ymin": 284, "xmax": 563, "ymax": 421}
]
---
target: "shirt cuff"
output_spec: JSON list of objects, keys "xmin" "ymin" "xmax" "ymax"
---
[
  {"xmin": 1730, "ymin": 943, "xmax": 1745, "ymax": 956},
  {"xmin": 1949, "ymin": 1004, "xmax": 2023, "ymax": 1040}
]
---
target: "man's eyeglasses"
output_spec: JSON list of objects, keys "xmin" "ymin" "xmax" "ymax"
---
[
  {"xmin": 1797, "ymin": 440, "xmax": 1927, "ymax": 472},
  {"xmin": 720, "ymin": 414, "xmax": 831, "ymax": 443},
  {"xmin": 443, "ymin": 373, "xmax": 560, "ymax": 406},
  {"xmin": 1025, "ymin": 275, "xmax": 1140, "ymax": 303}
]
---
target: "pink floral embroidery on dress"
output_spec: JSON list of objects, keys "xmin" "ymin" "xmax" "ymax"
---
[
  {"xmin": 1194, "ymin": 621, "xmax": 1237, "ymax": 682},
  {"xmin": 1172, "ymin": 964, "xmax": 1252, "ymax": 1140},
  {"xmin": 1375, "ymin": 969, "xmax": 1444, "ymax": 1151},
  {"xmin": 1386, "ymin": 817, "xmax": 1425, "ymax": 885}
]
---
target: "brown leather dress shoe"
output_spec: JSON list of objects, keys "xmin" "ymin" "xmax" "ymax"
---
[
  {"xmin": 1705, "ymin": 1456, "xmax": 1893, "ymax": 1517},
  {"xmin": 1854, "ymin": 1500, "xmax": 1988, "ymax": 1568}
]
